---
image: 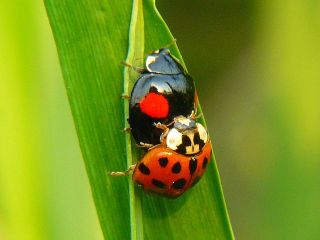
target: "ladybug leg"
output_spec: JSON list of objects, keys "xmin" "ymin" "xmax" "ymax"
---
[
  {"xmin": 195, "ymin": 112, "xmax": 203, "ymax": 119},
  {"xmin": 109, "ymin": 164, "xmax": 136, "ymax": 176},
  {"xmin": 153, "ymin": 122, "xmax": 171, "ymax": 144},
  {"xmin": 122, "ymin": 127, "xmax": 131, "ymax": 133},
  {"xmin": 160, "ymin": 38, "xmax": 177, "ymax": 50},
  {"xmin": 121, "ymin": 61, "xmax": 146, "ymax": 73},
  {"xmin": 160, "ymin": 128, "xmax": 170, "ymax": 144},
  {"xmin": 148, "ymin": 144, "xmax": 163, "ymax": 150},
  {"xmin": 189, "ymin": 110, "xmax": 202, "ymax": 120},
  {"xmin": 137, "ymin": 142, "xmax": 164, "ymax": 150},
  {"xmin": 153, "ymin": 122, "xmax": 169, "ymax": 130},
  {"xmin": 149, "ymin": 39, "xmax": 177, "ymax": 54},
  {"xmin": 121, "ymin": 93, "xmax": 130, "ymax": 99},
  {"xmin": 136, "ymin": 142, "xmax": 154, "ymax": 148},
  {"xmin": 189, "ymin": 110, "xmax": 196, "ymax": 119}
]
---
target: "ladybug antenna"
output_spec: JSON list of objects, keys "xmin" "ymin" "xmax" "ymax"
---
[
  {"xmin": 121, "ymin": 60, "xmax": 145, "ymax": 74},
  {"xmin": 161, "ymin": 38, "xmax": 177, "ymax": 50},
  {"xmin": 133, "ymin": 57, "xmax": 145, "ymax": 63},
  {"xmin": 189, "ymin": 110, "xmax": 202, "ymax": 120},
  {"xmin": 142, "ymin": 39, "xmax": 178, "ymax": 61}
]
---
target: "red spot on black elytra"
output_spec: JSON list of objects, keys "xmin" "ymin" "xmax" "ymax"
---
[{"xmin": 139, "ymin": 92, "xmax": 169, "ymax": 118}]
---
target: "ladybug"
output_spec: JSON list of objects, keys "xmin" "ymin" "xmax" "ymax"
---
[
  {"xmin": 111, "ymin": 115, "xmax": 212, "ymax": 198},
  {"xmin": 133, "ymin": 141, "xmax": 212, "ymax": 198},
  {"xmin": 128, "ymin": 48, "xmax": 197, "ymax": 146},
  {"xmin": 132, "ymin": 115, "xmax": 212, "ymax": 197}
]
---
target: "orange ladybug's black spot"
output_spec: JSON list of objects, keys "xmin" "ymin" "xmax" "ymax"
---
[
  {"xmin": 152, "ymin": 179, "xmax": 167, "ymax": 189},
  {"xmin": 138, "ymin": 163, "xmax": 150, "ymax": 175},
  {"xmin": 189, "ymin": 158, "xmax": 198, "ymax": 175},
  {"xmin": 171, "ymin": 162, "xmax": 181, "ymax": 174},
  {"xmin": 172, "ymin": 178, "xmax": 186, "ymax": 189},
  {"xmin": 158, "ymin": 157, "xmax": 168, "ymax": 168},
  {"xmin": 202, "ymin": 157, "xmax": 208, "ymax": 169}
]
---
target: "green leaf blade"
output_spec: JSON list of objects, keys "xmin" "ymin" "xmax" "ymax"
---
[
  {"xmin": 140, "ymin": 1, "xmax": 234, "ymax": 239},
  {"xmin": 45, "ymin": 0, "xmax": 133, "ymax": 239}
]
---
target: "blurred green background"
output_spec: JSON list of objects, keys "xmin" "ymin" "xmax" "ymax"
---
[{"xmin": 1, "ymin": 0, "xmax": 319, "ymax": 240}]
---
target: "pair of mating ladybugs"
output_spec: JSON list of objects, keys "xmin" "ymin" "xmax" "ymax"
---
[{"xmin": 110, "ymin": 47, "xmax": 212, "ymax": 198}]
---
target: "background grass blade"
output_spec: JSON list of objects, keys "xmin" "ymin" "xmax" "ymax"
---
[
  {"xmin": 45, "ymin": 0, "xmax": 133, "ymax": 239},
  {"xmin": 0, "ymin": 1, "xmax": 102, "ymax": 240},
  {"xmin": 45, "ymin": 0, "xmax": 233, "ymax": 239}
]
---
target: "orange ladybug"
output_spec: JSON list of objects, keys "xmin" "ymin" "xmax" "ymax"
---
[
  {"xmin": 111, "ymin": 115, "xmax": 212, "ymax": 198},
  {"xmin": 133, "ymin": 140, "xmax": 212, "ymax": 198}
]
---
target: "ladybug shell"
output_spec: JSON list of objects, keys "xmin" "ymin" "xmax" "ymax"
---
[
  {"xmin": 129, "ymin": 72, "xmax": 196, "ymax": 145},
  {"xmin": 133, "ymin": 140, "xmax": 212, "ymax": 198}
]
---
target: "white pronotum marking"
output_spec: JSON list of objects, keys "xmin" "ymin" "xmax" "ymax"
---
[
  {"xmin": 197, "ymin": 123, "xmax": 208, "ymax": 143},
  {"xmin": 166, "ymin": 128, "xmax": 182, "ymax": 151}
]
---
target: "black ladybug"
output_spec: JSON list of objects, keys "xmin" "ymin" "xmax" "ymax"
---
[{"xmin": 129, "ymin": 48, "xmax": 197, "ymax": 145}]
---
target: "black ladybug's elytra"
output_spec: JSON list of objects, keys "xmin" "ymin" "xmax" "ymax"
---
[{"xmin": 128, "ymin": 48, "xmax": 197, "ymax": 146}]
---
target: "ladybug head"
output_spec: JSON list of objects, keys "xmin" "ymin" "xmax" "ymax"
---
[
  {"xmin": 165, "ymin": 116, "xmax": 208, "ymax": 155},
  {"xmin": 145, "ymin": 48, "xmax": 184, "ymax": 75}
]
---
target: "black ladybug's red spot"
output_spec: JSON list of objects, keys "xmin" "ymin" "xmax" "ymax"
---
[{"xmin": 139, "ymin": 92, "xmax": 169, "ymax": 119}]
